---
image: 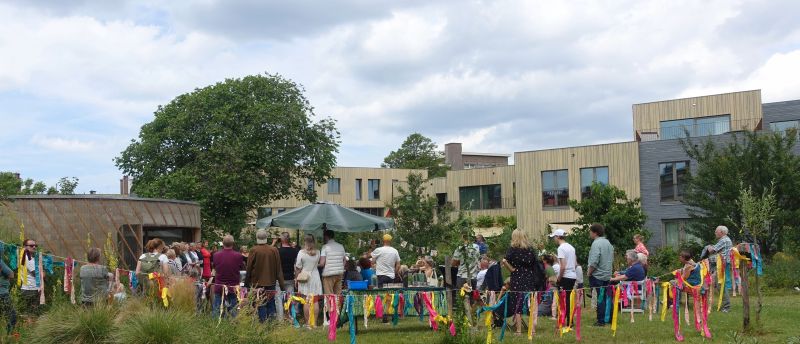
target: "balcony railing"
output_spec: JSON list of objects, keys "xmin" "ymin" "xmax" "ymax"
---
[
  {"xmin": 441, "ymin": 197, "xmax": 516, "ymax": 211},
  {"xmin": 636, "ymin": 118, "xmax": 762, "ymax": 142}
]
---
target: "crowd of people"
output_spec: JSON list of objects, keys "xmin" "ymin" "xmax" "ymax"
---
[{"xmin": 0, "ymin": 222, "xmax": 740, "ymax": 335}]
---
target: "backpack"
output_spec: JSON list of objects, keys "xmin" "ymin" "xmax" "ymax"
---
[
  {"xmin": 532, "ymin": 257, "xmax": 546, "ymax": 291},
  {"xmin": 139, "ymin": 253, "xmax": 161, "ymax": 274}
]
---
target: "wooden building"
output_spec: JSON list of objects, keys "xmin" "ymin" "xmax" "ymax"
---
[{"xmin": 5, "ymin": 195, "xmax": 201, "ymax": 270}]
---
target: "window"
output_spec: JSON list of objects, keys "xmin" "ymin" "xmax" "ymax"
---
[
  {"xmin": 458, "ymin": 184, "xmax": 502, "ymax": 210},
  {"xmin": 307, "ymin": 179, "xmax": 315, "ymax": 193},
  {"xmin": 542, "ymin": 170, "xmax": 569, "ymax": 207},
  {"xmin": 770, "ymin": 120, "xmax": 799, "ymax": 136},
  {"xmin": 257, "ymin": 207, "xmax": 273, "ymax": 219},
  {"xmin": 663, "ymin": 220, "xmax": 700, "ymax": 247},
  {"xmin": 659, "ymin": 161, "xmax": 689, "ymax": 202},
  {"xmin": 355, "ymin": 179, "xmax": 362, "ymax": 200},
  {"xmin": 580, "ymin": 166, "xmax": 609, "ymax": 199},
  {"xmin": 464, "ymin": 162, "xmax": 498, "ymax": 169},
  {"xmin": 368, "ymin": 179, "xmax": 380, "ymax": 200},
  {"xmin": 327, "ymin": 178, "xmax": 340, "ymax": 194},
  {"xmin": 660, "ymin": 115, "xmax": 730, "ymax": 140},
  {"xmin": 354, "ymin": 207, "xmax": 384, "ymax": 216},
  {"xmin": 277, "ymin": 208, "xmax": 286, "ymax": 214},
  {"xmin": 436, "ymin": 193, "xmax": 447, "ymax": 207}
]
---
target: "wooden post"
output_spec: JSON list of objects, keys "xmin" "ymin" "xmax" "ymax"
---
[
  {"xmin": 740, "ymin": 247, "xmax": 750, "ymax": 331},
  {"xmin": 444, "ymin": 256, "xmax": 453, "ymax": 316}
]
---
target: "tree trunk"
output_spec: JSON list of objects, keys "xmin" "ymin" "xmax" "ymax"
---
[
  {"xmin": 755, "ymin": 273, "xmax": 762, "ymax": 325},
  {"xmin": 740, "ymin": 262, "xmax": 750, "ymax": 331}
]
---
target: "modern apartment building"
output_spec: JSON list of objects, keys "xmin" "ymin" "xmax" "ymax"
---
[
  {"xmin": 258, "ymin": 89, "xmax": 799, "ymax": 249},
  {"xmin": 259, "ymin": 167, "xmax": 427, "ymax": 218}
]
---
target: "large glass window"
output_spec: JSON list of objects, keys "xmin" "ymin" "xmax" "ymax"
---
[
  {"xmin": 542, "ymin": 170, "xmax": 569, "ymax": 207},
  {"xmin": 659, "ymin": 161, "xmax": 689, "ymax": 202},
  {"xmin": 663, "ymin": 220, "xmax": 700, "ymax": 247},
  {"xmin": 327, "ymin": 178, "xmax": 340, "ymax": 194},
  {"xmin": 353, "ymin": 207, "xmax": 384, "ymax": 216},
  {"xmin": 368, "ymin": 179, "xmax": 380, "ymax": 200},
  {"xmin": 580, "ymin": 166, "xmax": 609, "ymax": 199},
  {"xmin": 355, "ymin": 179, "xmax": 362, "ymax": 200},
  {"xmin": 660, "ymin": 115, "xmax": 730, "ymax": 140},
  {"xmin": 770, "ymin": 120, "xmax": 799, "ymax": 136},
  {"xmin": 257, "ymin": 207, "xmax": 273, "ymax": 219},
  {"xmin": 459, "ymin": 184, "xmax": 502, "ymax": 210}
]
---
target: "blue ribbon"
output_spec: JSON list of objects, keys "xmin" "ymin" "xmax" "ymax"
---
[
  {"xmin": 348, "ymin": 295, "xmax": 356, "ymax": 344},
  {"xmin": 476, "ymin": 293, "xmax": 509, "ymax": 342},
  {"xmin": 751, "ymin": 244, "xmax": 763, "ymax": 276},
  {"xmin": 291, "ymin": 298, "xmax": 299, "ymax": 328},
  {"xmin": 130, "ymin": 272, "xmax": 139, "ymax": 289},
  {"xmin": 604, "ymin": 286, "xmax": 613, "ymax": 324}
]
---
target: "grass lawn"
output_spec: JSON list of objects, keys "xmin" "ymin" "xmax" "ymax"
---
[{"xmin": 271, "ymin": 293, "xmax": 800, "ymax": 343}]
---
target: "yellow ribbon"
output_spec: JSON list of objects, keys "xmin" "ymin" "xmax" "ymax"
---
[
  {"xmin": 161, "ymin": 287, "xmax": 169, "ymax": 307},
  {"xmin": 16, "ymin": 247, "xmax": 25, "ymax": 288},
  {"xmin": 284, "ymin": 296, "xmax": 292, "ymax": 311},
  {"xmin": 611, "ymin": 284, "xmax": 621, "ymax": 336},
  {"xmin": 716, "ymin": 258, "xmax": 725, "ymax": 311},
  {"xmin": 308, "ymin": 295, "xmax": 315, "ymax": 328},
  {"xmin": 485, "ymin": 311, "xmax": 493, "ymax": 344},
  {"xmin": 569, "ymin": 289, "xmax": 576, "ymax": 328},
  {"xmin": 364, "ymin": 295, "xmax": 374, "ymax": 328},
  {"xmin": 660, "ymin": 282, "xmax": 669, "ymax": 321},
  {"xmin": 528, "ymin": 292, "xmax": 535, "ymax": 340}
]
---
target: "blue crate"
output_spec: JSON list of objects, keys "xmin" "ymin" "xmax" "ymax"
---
[{"xmin": 347, "ymin": 280, "xmax": 368, "ymax": 290}]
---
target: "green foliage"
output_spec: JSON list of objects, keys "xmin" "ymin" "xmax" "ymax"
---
[
  {"xmin": 487, "ymin": 224, "xmax": 514, "ymax": 259},
  {"xmin": 57, "ymin": 177, "xmax": 79, "ymax": 195},
  {"xmin": 382, "ymin": 133, "xmax": 448, "ymax": 178},
  {"xmin": 565, "ymin": 182, "xmax": 648, "ymax": 262},
  {"xmin": 474, "ymin": 215, "xmax": 494, "ymax": 228},
  {"xmin": 494, "ymin": 215, "xmax": 514, "ymax": 227},
  {"xmin": 114, "ymin": 74, "xmax": 340, "ymax": 237},
  {"xmin": 681, "ymin": 130, "xmax": 800, "ymax": 255},
  {"xmin": 647, "ymin": 246, "xmax": 680, "ymax": 277},
  {"xmin": 764, "ymin": 252, "xmax": 800, "ymax": 290},
  {"xmin": 0, "ymin": 172, "xmax": 74, "ymax": 198},
  {"xmin": 29, "ymin": 303, "xmax": 117, "ymax": 344},
  {"xmin": 392, "ymin": 173, "xmax": 438, "ymax": 242},
  {"xmin": 114, "ymin": 308, "xmax": 194, "ymax": 344}
]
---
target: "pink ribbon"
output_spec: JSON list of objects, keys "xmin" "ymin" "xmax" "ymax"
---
[
  {"xmin": 375, "ymin": 295, "xmax": 384, "ymax": 319},
  {"xmin": 575, "ymin": 289, "xmax": 582, "ymax": 341},
  {"xmin": 398, "ymin": 293, "xmax": 405, "ymax": 317},
  {"xmin": 672, "ymin": 286, "xmax": 684, "ymax": 342},
  {"xmin": 449, "ymin": 320, "xmax": 456, "ymax": 336},
  {"xmin": 421, "ymin": 292, "xmax": 439, "ymax": 331},
  {"xmin": 328, "ymin": 295, "xmax": 338, "ymax": 341}
]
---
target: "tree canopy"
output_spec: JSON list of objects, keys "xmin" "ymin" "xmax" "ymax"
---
[
  {"xmin": 562, "ymin": 183, "xmax": 648, "ymax": 263},
  {"xmin": 115, "ymin": 74, "xmax": 340, "ymax": 237},
  {"xmin": 382, "ymin": 133, "xmax": 448, "ymax": 178},
  {"xmin": 0, "ymin": 172, "xmax": 77, "ymax": 198},
  {"xmin": 681, "ymin": 129, "xmax": 800, "ymax": 254}
]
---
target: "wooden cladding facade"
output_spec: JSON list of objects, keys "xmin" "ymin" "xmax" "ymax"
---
[
  {"xmin": 6, "ymin": 196, "xmax": 201, "ymax": 270},
  {"xmin": 262, "ymin": 167, "xmax": 428, "ymax": 211},
  {"xmin": 513, "ymin": 141, "xmax": 641, "ymax": 238},
  {"xmin": 436, "ymin": 166, "xmax": 516, "ymax": 217},
  {"xmin": 632, "ymin": 90, "xmax": 763, "ymax": 138}
]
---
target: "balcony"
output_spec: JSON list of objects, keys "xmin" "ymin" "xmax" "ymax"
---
[{"xmin": 636, "ymin": 118, "xmax": 762, "ymax": 142}]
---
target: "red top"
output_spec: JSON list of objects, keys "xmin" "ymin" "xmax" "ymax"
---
[
  {"xmin": 201, "ymin": 248, "xmax": 212, "ymax": 278},
  {"xmin": 634, "ymin": 243, "xmax": 649, "ymax": 257},
  {"xmin": 212, "ymin": 248, "xmax": 244, "ymax": 290}
]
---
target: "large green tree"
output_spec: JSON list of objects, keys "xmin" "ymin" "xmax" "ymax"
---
[
  {"xmin": 681, "ymin": 129, "xmax": 800, "ymax": 255},
  {"xmin": 115, "ymin": 74, "xmax": 340, "ymax": 237},
  {"xmin": 564, "ymin": 183, "xmax": 648, "ymax": 263},
  {"xmin": 382, "ymin": 133, "xmax": 448, "ymax": 178}
]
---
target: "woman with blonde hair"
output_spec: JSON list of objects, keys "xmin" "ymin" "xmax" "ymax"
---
[
  {"xmin": 295, "ymin": 234, "xmax": 322, "ymax": 327},
  {"xmin": 501, "ymin": 229, "xmax": 538, "ymax": 334}
]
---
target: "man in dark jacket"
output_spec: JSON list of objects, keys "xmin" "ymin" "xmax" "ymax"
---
[{"xmin": 245, "ymin": 229, "xmax": 285, "ymax": 322}]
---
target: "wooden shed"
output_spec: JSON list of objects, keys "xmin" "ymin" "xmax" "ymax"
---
[{"xmin": 4, "ymin": 195, "xmax": 201, "ymax": 269}]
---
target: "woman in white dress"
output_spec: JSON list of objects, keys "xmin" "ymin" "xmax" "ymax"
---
[{"xmin": 295, "ymin": 234, "xmax": 322, "ymax": 326}]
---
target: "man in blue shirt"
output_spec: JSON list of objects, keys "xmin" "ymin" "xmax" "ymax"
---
[
  {"xmin": 706, "ymin": 225, "xmax": 733, "ymax": 312},
  {"xmin": 611, "ymin": 250, "xmax": 646, "ymax": 282}
]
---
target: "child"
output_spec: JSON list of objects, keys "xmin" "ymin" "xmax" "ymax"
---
[
  {"xmin": 113, "ymin": 282, "xmax": 127, "ymax": 302},
  {"xmin": 166, "ymin": 249, "xmax": 181, "ymax": 276}
]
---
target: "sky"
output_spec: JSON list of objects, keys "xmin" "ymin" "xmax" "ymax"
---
[{"xmin": 1, "ymin": 0, "xmax": 799, "ymax": 194}]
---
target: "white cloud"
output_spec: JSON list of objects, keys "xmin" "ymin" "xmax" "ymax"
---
[{"xmin": 31, "ymin": 135, "xmax": 95, "ymax": 152}]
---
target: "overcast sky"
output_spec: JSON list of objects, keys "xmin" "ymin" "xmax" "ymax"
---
[{"xmin": 1, "ymin": 0, "xmax": 799, "ymax": 193}]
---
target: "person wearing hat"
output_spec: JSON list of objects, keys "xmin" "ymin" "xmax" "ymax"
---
[
  {"xmin": 550, "ymin": 228, "xmax": 578, "ymax": 323},
  {"xmin": 371, "ymin": 234, "xmax": 401, "ymax": 323},
  {"xmin": 245, "ymin": 229, "xmax": 285, "ymax": 322}
]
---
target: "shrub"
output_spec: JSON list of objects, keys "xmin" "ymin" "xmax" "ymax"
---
[
  {"xmin": 764, "ymin": 252, "xmax": 800, "ymax": 289},
  {"xmin": 648, "ymin": 246, "xmax": 679, "ymax": 277},
  {"xmin": 475, "ymin": 215, "xmax": 494, "ymax": 228},
  {"xmin": 114, "ymin": 308, "xmax": 194, "ymax": 344},
  {"xmin": 494, "ymin": 216, "xmax": 510, "ymax": 227},
  {"xmin": 168, "ymin": 278, "xmax": 197, "ymax": 314},
  {"xmin": 29, "ymin": 303, "xmax": 117, "ymax": 344}
]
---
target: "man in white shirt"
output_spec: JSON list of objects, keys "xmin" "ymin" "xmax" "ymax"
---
[
  {"xmin": 371, "ymin": 233, "xmax": 400, "ymax": 323},
  {"xmin": 20, "ymin": 239, "xmax": 43, "ymax": 322},
  {"xmin": 319, "ymin": 230, "xmax": 346, "ymax": 296},
  {"xmin": 550, "ymin": 229, "xmax": 577, "ymax": 323}
]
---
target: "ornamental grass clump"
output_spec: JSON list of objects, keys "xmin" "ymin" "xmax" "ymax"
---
[
  {"xmin": 168, "ymin": 277, "xmax": 197, "ymax": 314},
  {"xmin": 114, "ymin": 308, "xmax": 194, "ymax": 344},
  {"xmin": 28, "ymin": 303, "xmax": 117, "ymax": 344}
]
